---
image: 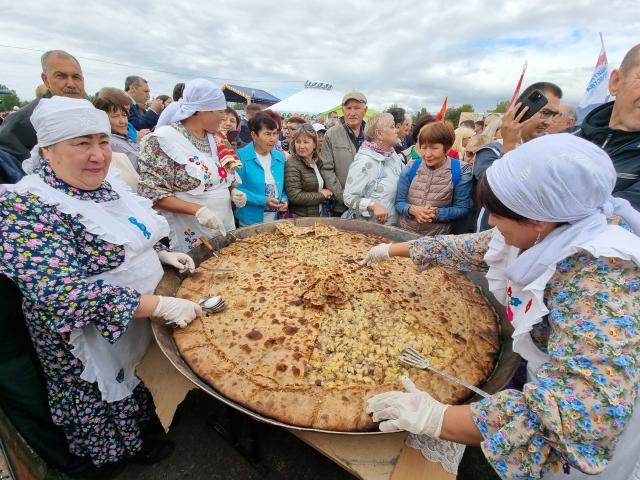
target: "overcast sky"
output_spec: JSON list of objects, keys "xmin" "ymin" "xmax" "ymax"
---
[{"xmin": 1, "ymin": 0, "xmax": 639, "ymax": 113}]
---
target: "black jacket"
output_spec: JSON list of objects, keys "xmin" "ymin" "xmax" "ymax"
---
[
  {"xmin": 576, "ymin": 101, "xmax": 640, "ymax": 210},
  {"xmin": 128, "ymin": 103, "xmax": 159, "ymax": 130},
  {"xmin": 0, "ymin": 92, "xmax": 51, "ymax": 161}
]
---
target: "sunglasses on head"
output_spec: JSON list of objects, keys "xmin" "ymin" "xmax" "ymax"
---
[{"xmin": 292, "ymin": 124, "xmax": 316, "ymax": 134}]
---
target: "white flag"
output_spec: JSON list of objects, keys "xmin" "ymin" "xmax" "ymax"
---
[{"xmin": 577, "ymin": 33, "xmax": 610, "ymax": 123}]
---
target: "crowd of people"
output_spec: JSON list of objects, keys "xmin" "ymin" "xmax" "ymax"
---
[{"xmin": 0, "ymin": 44, "xmax": 639, "ymax": 479}]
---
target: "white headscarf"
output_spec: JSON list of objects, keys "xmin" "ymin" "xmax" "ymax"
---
[
  {"xmin": 484, "ymin": 133, "xmax": 640, "ymax": 366},
  {"xmin": 23, "ymin": 96, "xmax": 111, "ymax": 173},
  {"xmin": 164, "ymin": 78, "xmax": 226, "ymax": 125},
  {"xmin": 487, "ymin": 133, "xmax": 640, "ymax": 286},
  {"xmin": 32, "ymin": 96, "xmax": 110, "ymax": 147}
]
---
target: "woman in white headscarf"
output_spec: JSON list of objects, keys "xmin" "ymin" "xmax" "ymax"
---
[
  {"xmin": 0, "ymin": 96, "xmax": 203, "ymax": 472},
  {"xmin": 138, "ymin": 78, "xmax": 246, "ymax": 252},
  {"xmin": 361, "ymin": 134, "xmax": 640, "ymax": 479}
]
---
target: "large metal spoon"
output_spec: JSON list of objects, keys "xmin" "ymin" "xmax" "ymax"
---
[{"xmin": 198, "ymin": 296, "xmax": 226, "ymax": 313}]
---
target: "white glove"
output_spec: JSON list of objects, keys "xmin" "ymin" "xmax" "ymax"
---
[
  {"xmin": 360, "ymin": 243, "xmax": 391, "ymax": 265},
  {"xmin": 230, "ymin": 188, "xmax": 247, "ymax": 208},
  {"xmin": 366, "ymin": 377, "xmax": 448, "ymax": 437},
  {"xmin": 195, "ymin": 207, "xmax": 226, "ymax": 235},
  {"xmin": 152, "ymin": 296, "xmax": 202, "ymax": 328},
  {"xmin": 157, "ymin": 251, "xmax": 195, "ymax": 273}
]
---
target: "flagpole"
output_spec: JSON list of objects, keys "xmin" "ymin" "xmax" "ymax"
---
[{"xmin": 507, "ymin": 61, "xmax": 528, "ymax": 109}]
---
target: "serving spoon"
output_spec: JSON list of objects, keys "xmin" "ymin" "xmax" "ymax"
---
[{"xmin": 198, "ymin": 295, "xmax": 226, "ymax": 313}]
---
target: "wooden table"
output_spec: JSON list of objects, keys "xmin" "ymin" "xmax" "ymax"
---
[{"xmin": 290, "ymin": 430, "xmax": 455, "ymax": 480}]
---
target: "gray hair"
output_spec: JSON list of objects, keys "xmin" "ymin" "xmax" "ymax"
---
[
  {"xmin": 364, "ymin": 112, "xmax": 394, "ymax": 141},
  {"xmin": 560, "ymin": 103, "xmax": 577, "ymax": 121},
  {"xmin": 40, "ymin": 50, "xmax": 80, "ymax": 74},
  {"xmin": 125, "ymin": 75, "xmax": 147, "ymax": 92}
]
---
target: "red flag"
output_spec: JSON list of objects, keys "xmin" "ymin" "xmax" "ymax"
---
[
  {"xmin": 436, "ymin": 96, "xmax": 448, "ymax": 121},
  {"xmin": 508, "ymin": 61, "xmax": 528, "ymax": 109}
]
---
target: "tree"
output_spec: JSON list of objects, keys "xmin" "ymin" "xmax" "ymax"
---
[
  {"xmin": 0, "ymin": 84, "xmax": 27, "ymax": 111},
  {"xmin": 492, "ymin": 100, "xmax": 510, "ymax": 113},
  {"xmin": 412, "ymin": 107, "xmax": 430, "ymax": 123},
  {"xmin": 443, "ymin": 104, "xmax": 474, "ymax": 127}
]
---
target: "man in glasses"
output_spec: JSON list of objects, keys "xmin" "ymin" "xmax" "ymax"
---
[{"xmin": 472, "ymin": 81, "xmax": 563, "ymax": 231}]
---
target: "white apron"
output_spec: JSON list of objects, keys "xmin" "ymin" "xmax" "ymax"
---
[
  {"xmin": 153, "ymin": 125, "xmax": 235, "ymax": 253},
  {"xmin": 485, "ymin": 228, "xmax": 640, "ymax": 479},
  {"xmin": 8, "ymin": 170, "xmax": 170, "ymax": 403}
]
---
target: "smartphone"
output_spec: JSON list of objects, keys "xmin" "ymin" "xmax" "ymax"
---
[{"xmin": 516, "ymin": 90, "xmax": 548, "ymax": 123}]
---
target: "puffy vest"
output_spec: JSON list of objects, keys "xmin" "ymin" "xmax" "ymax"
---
[{"xmin": 398, "ymin": 157, "xmax": 456, "ymax": 235}]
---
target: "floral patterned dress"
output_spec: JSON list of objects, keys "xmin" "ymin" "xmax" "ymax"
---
[
  {"xmin": 137, "ymin": 122, "xmax": 207, "ymax": 202},
  {"xmin": 137, "ymin": 122, "xmax": 235, "ymax": 202},
  {"xmin": 138, "ymin": 122, "xmax": 237, "ymax": 252},
  {"xmin": 409, "ymin": 230, "xmax": 640, "ymax": 479},
  {"xmin": 0, "ymin": 162, "xmax": 160, "ymax": 466}
]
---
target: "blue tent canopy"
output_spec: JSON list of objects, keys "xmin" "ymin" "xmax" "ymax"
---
[{"xmin": 222, "ymin": 84, "xmax": 280, "ymax": 105}]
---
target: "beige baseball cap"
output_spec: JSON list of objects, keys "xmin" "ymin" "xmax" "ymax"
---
[{"xmin": 341, "ymin": 90, "xmax": 367, "ymax": 105}]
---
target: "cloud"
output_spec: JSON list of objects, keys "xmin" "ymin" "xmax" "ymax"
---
[{"xmin": 1, "ymin": 0, "xmax": 639, "ymax": 113}]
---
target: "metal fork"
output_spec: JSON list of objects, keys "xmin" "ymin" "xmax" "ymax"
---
[{"xmin": 399, "ymin": 347, "xmax": 490, "ymax": 398}]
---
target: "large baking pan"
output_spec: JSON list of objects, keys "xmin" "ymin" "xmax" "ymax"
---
[{"xmin": 152, "ymin": 218, "xmax": 519, "ymax": 434}]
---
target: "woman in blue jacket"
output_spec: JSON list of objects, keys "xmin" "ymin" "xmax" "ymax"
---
[{"xmin": 236, "ymin": 113, "xmax": 288, "ymax": 226}]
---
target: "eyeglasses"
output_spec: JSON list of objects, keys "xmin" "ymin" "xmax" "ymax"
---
[{"xmin": 538, "ymin": 108, "xmax": 561, "ymax": 120}]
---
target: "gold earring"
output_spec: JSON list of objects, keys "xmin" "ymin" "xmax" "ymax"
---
[{"xmin": 533, "ymin": 232, "xmax": 541, "ymax": 246}]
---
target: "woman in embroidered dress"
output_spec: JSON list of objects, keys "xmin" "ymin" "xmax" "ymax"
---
[
  {"xmin": 342, "ymin": 112, "xmax": 403, "ymax": 225},
  {"xmin": 0, "ymin": 97, "xmax": 203, "ymax": 473},
  {"xmin": 138, "ymin": 78, "xmax": 246, "ymax": 253},
  {"xmin": 362, "ymin": 134, "xmax": 640, "ymax": 479}
]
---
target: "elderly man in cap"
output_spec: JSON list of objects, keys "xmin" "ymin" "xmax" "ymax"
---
[{"xmin": 320, "ymin": 90, "xmax": 368, "ymax": 215}]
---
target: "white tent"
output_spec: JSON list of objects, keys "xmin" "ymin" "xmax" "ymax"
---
[{"xmin": 269, "ymin": 83, "xmax": 343, "ymax": 116}]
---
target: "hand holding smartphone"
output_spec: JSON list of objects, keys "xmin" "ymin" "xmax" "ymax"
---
[{"xmin": 515, "ymin": 90, "xmax": 548, "ymax": 123}]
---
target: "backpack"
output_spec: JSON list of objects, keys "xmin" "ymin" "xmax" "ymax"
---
[{"xmin": 408, "ymin": 156, "xmax": 461, "ymax": 186}]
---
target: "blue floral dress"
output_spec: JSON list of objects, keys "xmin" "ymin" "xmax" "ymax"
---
[
  {"xmin": 0, "ymin": 162, "xmax": 159, "ymax": 466},
  {"xmin": 409, "ymin": 230, "xmax": 640, "ymax": 479}
]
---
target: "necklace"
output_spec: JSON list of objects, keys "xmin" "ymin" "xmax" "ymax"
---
[{"xmin": 178, "ymin": 123, "xmax": 211, "ymax": 153}]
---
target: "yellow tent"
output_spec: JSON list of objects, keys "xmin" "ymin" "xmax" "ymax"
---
[{"xmin": 321, "ymin": 105, "xmax": 378, "ymax": 120}]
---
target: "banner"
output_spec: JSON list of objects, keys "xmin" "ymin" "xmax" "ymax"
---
[{"xmin": 577, "ymin": 33, "xmax": 610, "ymax": 124}]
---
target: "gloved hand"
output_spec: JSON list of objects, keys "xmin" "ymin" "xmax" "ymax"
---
[
  {"xmin": 195, "ymin": 207, "xmax": 226, "ymax": 235},
  {"xmin": 360, "ymin": 243, "xmax": 391, "ymax": 265},
  {"xmin": 366, "ymin": 377, "xmax": 449, "ymax": 437},
  {"xmin": 230, "ymin": 188, "xmax": 247, "ymax": 208},
  {"xmin": 157, "ymin": 251, "xmax": 195, "ymax": 273},
  {"xmin": 152, "ymin": 296, "xmax": 202, "ymax": 328}
]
